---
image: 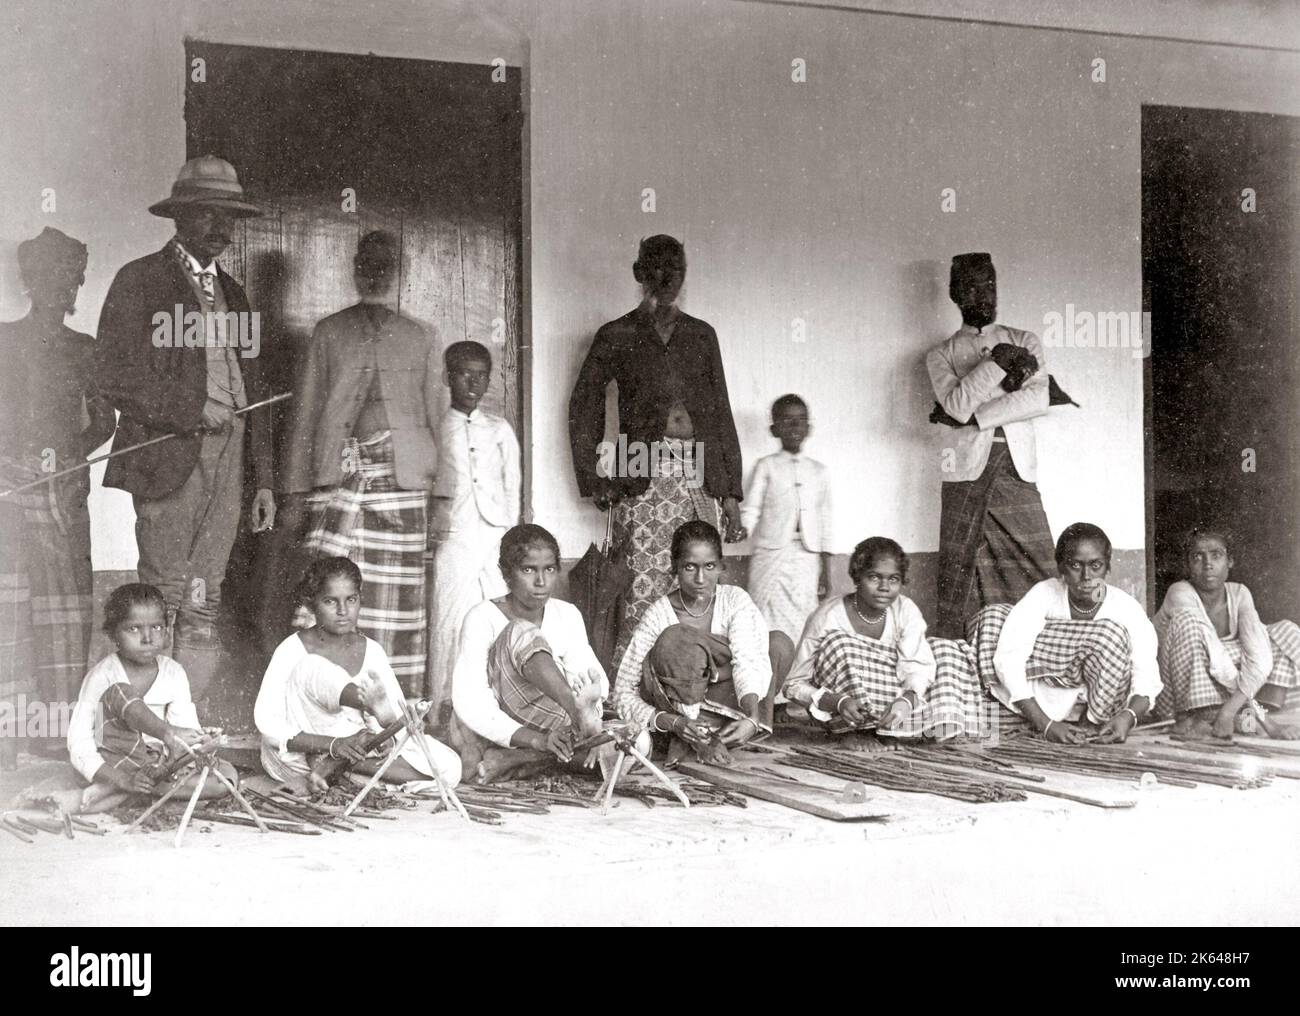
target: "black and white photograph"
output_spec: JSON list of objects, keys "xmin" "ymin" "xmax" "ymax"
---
[{"xmin": 0, "ymin": 0, "xmax": 1297, "ymax": 954}]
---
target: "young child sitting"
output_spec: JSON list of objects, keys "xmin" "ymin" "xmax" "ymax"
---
[
  {"xmin": 1154, "ymin": 526, "xmax": 1300, "ymax": 739},
  {"xmin": 449, "ymin": 523, "xmax": 629, "ymax": 783},
  {"xmin": 784, "ymin": 537, "xmax": 983, "ymax": 745},
  {"xmin": 255, "ymin": 557, "xmax": 462, "ymax": 792},
  {"xmin": 66, "ymin": 583, "xmax": 234, "ymax": 813},
  {"xmin": 427, "ymin": 340, "xmax": 521, "ymax": 718},
  {"xmin": 741, "ymin": 394, "xmax": 833, "ymax": 644}
]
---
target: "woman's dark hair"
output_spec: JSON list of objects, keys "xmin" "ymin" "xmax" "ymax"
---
[
  {"xmin": 848, "ymin": 537, "xmax": 909, "ymax": 584},
  {"xmin": 102, "ymin": 582, "xmax": 167, "ymax": 636},
  {"xmin": 1182, "ymin": 525, "xmax": 1233, "ymax": 560},
  {"xmin": 1054, "ymin": 522, "xmax": 1113, "ymax": 570},
  {"xmin": 295, "ymin": 557, "xmax": 363, "ymax": 606},
  {"xmin": 671, "ymin": 520, "xmax": 723, "ymax": 569},
  {"xmin": 499, "ymin": 524, "xmax": 562, "ymax": 573}
]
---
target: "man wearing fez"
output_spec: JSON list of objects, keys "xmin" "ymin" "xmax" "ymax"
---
[
  {"xmin": 926, "ymin": 252, "xmax": 1055, "ymax": 639},
  {"xmin": 0, "ymin": 229, "xmax": 115, "ymax": 765},
  {"xmin": 96, "ymin": 156, "xmax": 276, "ymax": 703},
  {"xmin": 569, "ymin": 235, "xmax": 747, "ymax": 667},
  {"xmin": 281, "ymin": 230, "xmax": 441, "ymax": 694}
]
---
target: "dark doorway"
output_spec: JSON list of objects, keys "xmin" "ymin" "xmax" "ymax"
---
[
  {"xmin": 182, "ymin": 41, "xmax": 524, "ymax": 705},
  {"xmin": 1142, "ymin": 105, "xmax": 1300, "ymax": 618}
]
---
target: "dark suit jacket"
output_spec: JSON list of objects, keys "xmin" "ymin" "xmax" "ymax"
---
[
  {"xmin": 568, "ymin": 307, "xmax": 744, "ymax": 502},
  {"xmin": 95, "ymin": 245, "xmax": 274, "ymax": 500}
]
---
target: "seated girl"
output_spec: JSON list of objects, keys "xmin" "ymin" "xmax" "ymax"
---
[
  {"xmin": 613, "ymin": 520, "xmax": 793, "ymax": 765},
  {"xmin": 66, "ymin": 583, "xmax": 234, "ymax": 813},
  {"xmin": 255, "ymin": 557, "xmax": 462, "ymax": 792},
  {"xmin": 784, "ymin": 537, "xmax": 983, "ymax": 743},
  {"xmin": 971, "ymin": 522, "xmax": 1161, "ymax": 744},
  {"xmin": 1153, "ymin": 526, "xmax": 1300, "ymax": 740},
  {"xmin": 449, "ymin": 524, "xmax": 626, "ymax": 783}
]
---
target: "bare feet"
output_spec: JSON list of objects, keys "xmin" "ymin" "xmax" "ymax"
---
[
  {"xmin": 475, "ymin": 747, "xmax": 553, "ymax": 784},
  {"xmin": 1259, "ymin": 715, "xmax": 1300, "ymax": 740},
  {"xmin": 1173, "ymin": 709, "xmax": 1219, "ymax": 740}
]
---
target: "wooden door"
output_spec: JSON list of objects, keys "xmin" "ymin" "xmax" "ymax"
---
[{"xmin": 185, "ymin": 40, "xmax": 524, "ymax": 652}]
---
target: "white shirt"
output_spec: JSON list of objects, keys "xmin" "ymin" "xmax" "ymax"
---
[
  {"xmin": 613, "ymin": 584, "xmax": 771, "ymax": 728},
  {"xmin": 926, "ymin": 323, "xmax": 1048, "ymax": 482},
  {"xmin": 784, "ymin": 594, "xmax": 935, "ymax": 717},
  {"xmin": 254, "ymin": 633, "xmax": 403, "ymax": 755},
  {"xmin": 740, "ymin": 450, "xmax": 832, "ymax": 553},
  {"xmin": 430, "ymin": 407, "xmax": 521, "ymax": 531},
  {"xmin": 452, "ymin": 598, "xmax": 608, "ymax": 748},
  {"xmin": 992, "ymin": 577, "xmax": 1161, "ymax": 720},
  {"xmin": 67, "ymin": 653, "xmax": 200, "ymax": 784},
  {"xmin": 1154, "ymin": 581, "xmax": 1272, "ymax": 696}
]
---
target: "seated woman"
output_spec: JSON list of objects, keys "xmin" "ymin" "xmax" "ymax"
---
[
  {"xmin": 783, "ymin": 537, "xmax": 983, "ymax": 744},
  {"xmin": 255, "ymin": 557, "xmax": 462, "ymax": 792},
  {"xmin": 449, "ymin": 524, "xmax": 627, "ymax": 783},
  {"xmin": 613, "ymin": 520, "xmax": 793, "ymax": 764},
  {"xmin": 67, "ymin": 583, "xmax": 234, "ymax": 813},
  {"xmin": 970, "ymin": 521, "xmax": 1160, "ymax": 744},
  {"xmin": 1153, "ymin": 526, "xmax": 1300, "ymax": 740}
]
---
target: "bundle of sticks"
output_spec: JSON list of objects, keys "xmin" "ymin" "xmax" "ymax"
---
[
  {"xmin": 784, "ymin": 745, "xmax": 1029, "ymax": 803},
  {"xmin": 988, "ymin": 737, "xmax": 1272, "ymax": 790},
  {"xmin": 1, "ymin": 808, "xmax": 105, "ymax": 843}
]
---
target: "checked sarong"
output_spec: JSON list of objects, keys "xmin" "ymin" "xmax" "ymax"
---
[
  {"xmin": 305, "ymin": 431, "xmax": 428, "ymax": 694},
  {"xmin": 1154, "ymin": 610, "xmax": 1300, "ymax": 717},
  {"xmin": 967, "ymin": 602, "xmax": 1133, "ymax": 725},
  {"xmin": 811, "ymin": 629, "xmax": 985, "ymax": 739}
]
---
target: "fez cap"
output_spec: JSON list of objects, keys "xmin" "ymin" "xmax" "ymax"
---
[{"xmin": 950, "ymin": 252, "xmax": 994, "ymax": 283}]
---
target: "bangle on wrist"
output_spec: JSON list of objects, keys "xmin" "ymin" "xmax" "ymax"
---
[
  {"xmin": 328, "ymin": 737, "xmax": 339, "ymax": 759},
  {"xmin": 1042, "ymin": 720, "xmax": 1054, "ymax": 738},
  {"xmin": 1121, "ymin": 706, "xmax": 1139, "ymax": 727}
]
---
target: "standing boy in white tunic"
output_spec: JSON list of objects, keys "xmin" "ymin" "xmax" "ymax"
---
[
  {"xmin": 742, "ymin": 394, "xmax": 833, "ymax": 643},
  {"xmin": 427, "ymin": 341, "xmax": 521, "ymax": 717}
]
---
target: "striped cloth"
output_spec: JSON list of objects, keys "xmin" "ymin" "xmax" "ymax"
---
[
  {"xmin": 0, "ymin": 463, "xmax": 93, "ymax": 712},
  {"xmin": 1154, "ymin": 610, "xmax": 1300, "ymax": 717},
  {"xmin": 935, "ymin": 441, "xmax": 1055, "ymax": 639},
  {"xmin": 488, "ymin": 619, "xmax": 574, "ymax": 733},
  {"xmin": 810, "ymin": 629, "xmax": 985, "ymax": 739},
  {"xmin": 611, "ymin": 440, "xmax": 722, "ymax": 668},
  {"xmin": 967, "ymin": 601, "xmax": 1133, "ymax": 725},
  {"xmin": 305, "ymin": 431, "xmax": 429, "ymax": 694}
]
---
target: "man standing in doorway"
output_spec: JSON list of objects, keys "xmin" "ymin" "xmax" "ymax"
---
[
  {"xmin": 96, "ymin": 156, "xmax": 276, "ymax": 703},
  {"xmin": 926, "ymin": 252, "xmax": 1055, "ymax": 639}
]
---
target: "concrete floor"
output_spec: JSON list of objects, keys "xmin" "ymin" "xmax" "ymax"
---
[{"xmin": 3, "ymin": 744, "xmax": 1298, "ymax": 926}]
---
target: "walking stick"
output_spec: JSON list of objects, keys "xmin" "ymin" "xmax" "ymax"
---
[{"xmin": 0, "ymin": 392, "xmax": 293, "ymax": 499}]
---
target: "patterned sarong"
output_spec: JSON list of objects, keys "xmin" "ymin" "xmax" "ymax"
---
[
  {"xmin": 0, "ymin": 463, "xmax": 93, "ymax": 715},
  {"xmin": 611, "ymin": 441, "xmax": 721, "ymax": 667},
  {"xmin": 967, "ymin": 602, "xmax": 1133, "ymax": 725},
  {"xmin": 810, "ymin": 629, "xmax": 985, "ymax": 739},
  {"xmin": 487, "ymin": 620, "xmax": 582, "ymax": 733},
  {"xmin": 1154, "ymin": 610, "xmax": 1300, "ymax": 717},
  {"xmin": 748, "ymin": 540, "xmax": 822, "ymax": 643},
  {"xmin": 305, "ymin": 431, "xmax": 429, "ymax": 693},
  {"xmin": 936, "ymin": 442, "xmax": 1055, "ymax": 639}
]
